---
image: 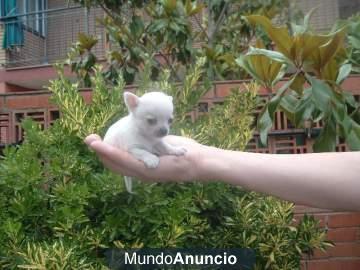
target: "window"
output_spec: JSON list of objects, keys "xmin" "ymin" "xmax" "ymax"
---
[
  {"xmin": 339, "ymin": 0, "xmax": 360, "ymax": 19},
  {"xmin": 17, "ymin": 0, "xmax": 47, "ymax": 36}
]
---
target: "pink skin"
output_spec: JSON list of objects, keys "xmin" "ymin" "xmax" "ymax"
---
[
  {"xmin": 85, "ymin": 134, "xmax": 203, "ymax": 182},
  {"xmin": 85, "ymin": 134, "xmax": 360, "ymax": 211}
]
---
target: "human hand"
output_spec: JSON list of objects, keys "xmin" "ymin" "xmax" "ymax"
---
[{"xmin": 84, "ymin": 134, "xmax": 206, "ymax": 182}]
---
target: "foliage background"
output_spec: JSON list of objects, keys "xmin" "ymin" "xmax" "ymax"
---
[{"xmin": 0, "ymin": 58, "xmax": 332, "ymax": 269}]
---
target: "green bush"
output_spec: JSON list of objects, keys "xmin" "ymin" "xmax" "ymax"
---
[{"xmin": 0, "ymin": 60, "xmax": 331, "ymax": 269}]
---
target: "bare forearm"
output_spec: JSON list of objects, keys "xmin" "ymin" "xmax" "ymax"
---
[{"xmin": 199, "ymin": 147, "xmax": 360, "ymax": 211}]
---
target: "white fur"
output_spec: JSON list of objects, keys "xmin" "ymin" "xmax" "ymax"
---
[{"xmin": 104, "ymin": 91, "xmax": 186, "ymax": 193}]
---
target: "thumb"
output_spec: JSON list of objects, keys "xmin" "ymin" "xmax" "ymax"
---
[{"xmin": 84, "ymin": 134, "xmax": 102, "ymax": 146}]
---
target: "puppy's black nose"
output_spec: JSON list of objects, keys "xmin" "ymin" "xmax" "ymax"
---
[{"xmin": 157, "ymin": 127, "xmax": 168, "ymax": 137}]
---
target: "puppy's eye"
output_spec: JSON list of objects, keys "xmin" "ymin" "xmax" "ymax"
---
[
  {"xmin": 168, "ymin": 118, "xmax": 173, "ymax": 124},
  {"xmin": 147, "ymin": 117, "xmax": 157, "ymax": 125}
]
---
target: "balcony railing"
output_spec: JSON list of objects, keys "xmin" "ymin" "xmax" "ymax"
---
[{"xmin": 0, "ymin": 6, "xmax": 106, "ymax": 68}]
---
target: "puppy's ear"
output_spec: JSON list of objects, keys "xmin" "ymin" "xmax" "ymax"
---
[{"xmin": 124, "ymin": 92, "xmax": 139, "ymax": 111}]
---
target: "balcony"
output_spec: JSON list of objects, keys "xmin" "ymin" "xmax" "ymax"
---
[{"xmin": 0, "ymin": 5, "xmax": 106, "ymax": 69}]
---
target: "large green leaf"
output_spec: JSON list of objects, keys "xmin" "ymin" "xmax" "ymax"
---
[
  {"xmin": 313, "ymin": 116, "xmax": 337, "ymax": 152},
  {"xmin": 307, "ymin": 27, "xmax": 347, "ymax": 73},
  {"xmin": 129, "ymin": 16, "xmax": 144, "ymax": 38},
  {"xmin": 257, "ymin": 75, "xmax": 297, "ymax": 145},
  {"xmin": 235, "ymin": 54, "xmax": 263, "ymax": 83},
  {"xmin": 336, "ymin": 63, "xmax": 352, "ymax": 84},
  {"xmin": 346, "ymin": 120, "xmax": 360, "ymax": 151},
  {"xmin": 236, "ymin": 44, "xmax": 286, "ymax": 89},
  {"xmin": 279, "ymin": 91, "xmax": 298, "ymax": 123},
  {"xmin": 78, "ymin": 33, "xmax": 98, "ymax": 51},
  {"xmin": 319, "ymin": 27, "xmax": 347, "ymax": 68},
  {"xmin": 247, "ymin": 46, "xmax": 292, "ymax": 65},
  {"xmin": 244, "ymin": 15, "xmax": 292, "ymax": 58},
  {"xmin": 294, "ymin": 88, "xmax": 315, "ymax": 127},
  {"xmin": 184, "ymin": 0, "xmax": 204, "ymax": 16},
  {"xmin": 258, "ymin": 106, "xmax": 272, "ymax": 145},
  {"xmin": 163, "ymin": 0, "xmax": 177, "ymax": 14},
  {"xmin": 307, "ymin": 75, "xmax": 333, "ymax": 113}
]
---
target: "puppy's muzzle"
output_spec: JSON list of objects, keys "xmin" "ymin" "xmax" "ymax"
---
[{"xmin": 157, "ymin": 127, "xmax": 168, "ymax": 137}]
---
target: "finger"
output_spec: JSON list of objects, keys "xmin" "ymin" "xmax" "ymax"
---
[
  {"xmin": 84, "ymin": 134, "xmax": 102, "ymax": 145},
  {"xmin": 98, "ymin": 152, "xmax": 161, "ymax": 182},
  {"xmin": 89, "ymin": 140, "xmax": 145, "ymax": 172},
  {"xmin": 98, "ymin": 154, "xmax": 135, "ymax": 177}
]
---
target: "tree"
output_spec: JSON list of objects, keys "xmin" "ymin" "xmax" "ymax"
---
[
  {"xmin": 237, "ymin": 12, "xmax": 360, "ymax": 151},
  {"xmin": 69, "ymin": 0, "xmax": 289, "ymax": 84}
]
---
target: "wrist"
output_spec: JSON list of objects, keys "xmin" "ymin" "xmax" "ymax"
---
[{"xmin": 196, "ymin": 145, "xmax": 229, "ymax": 182}]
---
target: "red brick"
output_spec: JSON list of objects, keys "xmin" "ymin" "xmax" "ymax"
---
[
  {"xmin": 81, "ymin": 90, "xmax": 93, "ymax": 104},
  {"xmin": 342, "ymin": 75, "xmax": 360, "ymax": 94},
  {"xmin": 307, "ymin": 259, "xmax": 360, "ymax": 270},
  {"xmin": 311, "ymin": 249, "xmax": 330, "ymax": 259},
  {"xmin": 0, "ymin": 97, "xmax": 4, "ymax": 108},
  {"xmin": 201, "ymin": 88, "xmax": 215, "ymax": 99},
  {"xmin": 311, "ymin": 243, "xmax": 360, "ymax": 259},
  {"xmin": 293, "ymin": 214, "xmax": 327, "ymax": 227},
  {"xmin": 328, "ymin": 213, "xmax": 360, "ymax": 228},
  {"xmin": 215, "ymin": 84, "xmax": 232, "ymax": 98},
  {"xmin": 294, "ymin": 205, "xmax": 333, "ymax": 214},
  {"xmin": 6, "ymin": 94, "xmax": 51, "ymax": 109},
  {"xmin": 326, "ymin": 227, "xmax": 360, "ymax": 242},
  {"xmin": 329, "ymin": 242, "xmax": 360, "ymax": 257},
  {"xmin": 300, "ymin": 260, "xmax": 307, "ymax": 270},
  {"xmin": 0, "ymin": 64, "xmax": 74, "ymax": 86}
]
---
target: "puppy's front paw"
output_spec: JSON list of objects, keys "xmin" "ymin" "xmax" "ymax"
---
[
  {"xmin": 171, "ymin": 146, "xmax": 187, "ymax": 156},
  {"xmin": 143, "ymin": 155, "xmax": 160, "ymax": 168}
]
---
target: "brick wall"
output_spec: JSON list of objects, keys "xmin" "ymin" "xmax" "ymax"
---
[
  {"xmin": 295, "ymin": 0, "xmax": 360, "ymax": 32},
  {"xmin": 0, "ymin": 112, "xmax": 10, "ymax": 144},
  {"xmin": 46, "ymin": 0, "xmax": 106, "ymax": 64},
  {"xmin": 295, "ymin": 207, "xmax": 360, "ymax": 270},
  {"xmin": 0, "ymin": 24, "xmax": 7, "ymax": 66},
  {"xmin": 295, "ymin": 0, "xmax": 339, "ymax": 32},
  {"xmin": 0, "ymin": 89, "xmax": 92, "ymax": 145},
  {"xmin": 6, "ymin": 30, "xmax": 45, "ymax": 67},
  {"xmin": 0, "ymin": 0, "xmax": 106, "ymax": 69}
]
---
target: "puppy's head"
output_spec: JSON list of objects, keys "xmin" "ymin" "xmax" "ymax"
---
[{"xmin": 124, "ymin": 91, "xmax": 174, "ymax": 139}]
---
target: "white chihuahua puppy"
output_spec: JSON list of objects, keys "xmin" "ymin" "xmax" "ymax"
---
[{"xmin": 104, "ymin": 91, "xmax": 186, "ymax": 193}]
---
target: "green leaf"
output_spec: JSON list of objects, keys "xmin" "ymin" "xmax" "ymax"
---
[
  {"xmin": 244, "ymin": 15, "xmax": 292, "ymax": 58},
  {"xmin": 235, "ymin": 54, "xmax": 263, "ymax": 83},
  {"xmin": 185, "ymin": 0, "xmax": 204, "ymax": 16},
  {"xmin": 307, "ymin": 75, "xmax": 333, "ymax": 112},
  {"xmin": 336, "ymin": 63, "xmax": 352, "ymax": 84},
  {"xmin": 343, "ymin": 91, "xmax": 359, "ymax": 108},
  {"xmin": 294, "ymin": 88, "xmax": 315, "ymax": 126},
  {"xmin": 163, "ymin": 0, "xmax": 177, "ymax": 14},
  {"xmin": 247, "ymin": 46, "xmax": 292, "ymax": 65},
  {"xmin": 291, "ymin": 7, "xmax": 317, "ymax": 35},
  {"xmin": 129, "ymin": 16, "xmax": 144, "ymax": 38},
  {"xmin": 258, "ymin": 107, "xmax": 272, "ymax": 145},
  {"xmin": 349, "ymin": 36, "xmax": 360, "ymax": 49},
  {"xmin": 313, "ymin": 115, "xmax": 337, "ymax": 152},
  {"xmin": 269, "ymin": 251, "xmax": 275, "ymax": 262},
  {"xmin": 257, "ymin": 75, "xmax": 297, "ymax": 145},
  {"xmin": 279, "ymin": 92, "xmax": 298, "ymax": 123},
  {"xmin": 148, "ymin": 19, "xmax": 168, "ymax": 33},
  {"xmin": 78, "ymin": 33, "xmax": 98, "ymax": 51},
  {"xmin": 346, "ymin": 121, "xmax": 360, "ymax": 150},
  {"xmin": 319, "ymin": 27, "xmax": 347, "ymax": 68}
]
